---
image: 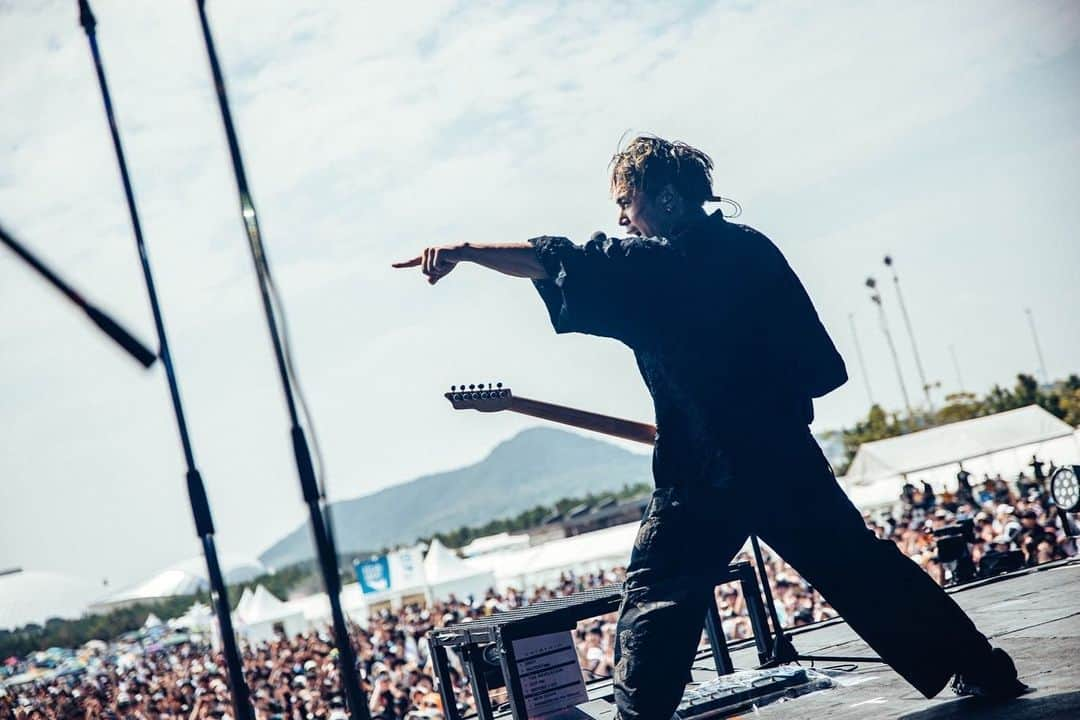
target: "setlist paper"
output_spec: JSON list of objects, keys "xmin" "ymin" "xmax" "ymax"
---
[{"xmin": 512, "ymin": 631, "xmax": 588, "ymax": 718}]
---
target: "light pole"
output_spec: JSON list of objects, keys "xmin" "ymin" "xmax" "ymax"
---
[
  {"xmin": 1024, "ymin": 308, "xmax": 1050, "ymax": 385},
  {"xmin": 866, "ymin": 277, "xmax": 914, "ymax": 419},
  {"xmin": 884, "ymin": 255, "xmax": 933, "ymax": 411},
  {"xmin": 848, "ymin": 312, "xmax": 876, "ymax": 407},
  {"xmin": 948, "ymin": 344, "xmax": 966, "ymax": 393}
]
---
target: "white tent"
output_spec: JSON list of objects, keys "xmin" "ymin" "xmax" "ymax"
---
[
  {"xmin": 279, "ymin": 528, "xmax": 636, "ymax": 623},
  {"xmin": 91, "ymin": 553, "xmax": 266, "ymax": 612},
  {"xmin": 460, "ymin": 532, "xmax": 531, "ymax": 558},
  {"xmin": 467, "ymin": 522, "xmax": 639, "ymax": 592},
  {"xmin": 284, "ymin": 592, "xmax": 331, "ymax": 623},
  {"xmin": 519, "ymin": 523, "xmax": 638, "ymax": 588},
  {"xmin": 282, "ymin": 585, "xmax": 369, "ymax": 630},
  {"xmin": 423, "ymin": 539, "xmax": 495, "ymax": 601},
  {"xmin": 234, "ymin": 587, "xmax": 255, "ymax": 619},
  {"xmin": 354, "ymin": 545, "xmax": 430, "ymax": 608},
  {"xmin": 840, "ymin": 405, "xmax": 1079, "ymax": 508},
  {"xmin": 236, "ymin": 585, "xmax": 307, "ymax": 644},
  {"xmin": 339, "ymin": 583, "xmax": 369, "ymax": 622},
  {"xmin": 91, "ymin": 569, "xmax": 203, "ymax": 613},
  {"xmin": 168, "ymin": 601, "xmax": 214, "ymax": 633}
]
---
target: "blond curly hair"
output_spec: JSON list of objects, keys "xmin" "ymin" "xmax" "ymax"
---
[{"xmin": 609, "ymin": 136, "xmax": 716, "ymax": 207}]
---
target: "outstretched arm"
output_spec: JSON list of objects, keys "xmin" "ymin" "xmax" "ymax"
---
[{"xmin": 392, "ymin": 242, "xmax": 548, "ymax": 284}]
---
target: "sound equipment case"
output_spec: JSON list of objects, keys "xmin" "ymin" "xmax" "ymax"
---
[{"xmin": 428, "ymin": 561, "xmax": 773, "ymax": 720}]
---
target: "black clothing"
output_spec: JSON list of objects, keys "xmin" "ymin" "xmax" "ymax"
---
[
  {"xmin": 529, "ymin": 216, "xmax": 999, "ymax": 719},
  {"xmin": 614, "ymin": 433, "xmax": 993, "ymax": 718},
  {"xmin": 531, "ymin": 212, "xmax": 845, "ymax": 489}
]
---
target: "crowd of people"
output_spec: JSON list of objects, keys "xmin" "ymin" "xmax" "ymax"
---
[
  {"xmin": 0, "ymin": 562, "xmax": 824, "ymax": 720},
  {"xmin": 881, "ymin": 467, "xmax": 1075, "ymax": 583},
  {"xmin": 3, "ymin": 466, "xmax": 1075, "ymax": 720}
]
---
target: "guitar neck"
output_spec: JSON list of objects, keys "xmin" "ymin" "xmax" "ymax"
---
[{"xmin": 508, "ymin": 396, "xmax": 657, "ymax": 447}]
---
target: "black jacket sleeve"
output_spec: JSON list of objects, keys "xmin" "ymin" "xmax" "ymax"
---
[{"xmin": 529, "ymin": 233, "xmax": 681, "ymax": 347}]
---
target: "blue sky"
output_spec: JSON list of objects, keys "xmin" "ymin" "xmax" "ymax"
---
[{"xmin": 1, "ymin": 0, "xmax": 1078, "ymax": 593}]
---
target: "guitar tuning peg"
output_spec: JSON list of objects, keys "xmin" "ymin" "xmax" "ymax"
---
[
  {"xmin": 496, "ymin": 382, "xmax": 503, "ymax": 388},
  {"xmin": 451, "ymin": 385, "xmax": 456, "ymax": 391},
  {"xmin": 488, "ymin": 383, "xmax": 492, "ymax": 389},
  {"xmin": 469, "ymin": 384, "xmax": 475, "ymax": 390}
]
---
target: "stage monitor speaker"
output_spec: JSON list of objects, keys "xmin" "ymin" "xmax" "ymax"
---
[{"xmin": 979, "ymin": 550, "xmax": 1025, "ymax": 578}]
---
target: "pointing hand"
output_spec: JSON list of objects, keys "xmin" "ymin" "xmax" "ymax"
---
[{"xmin": 392, "ymin": 245, "xmax": 463, "ymax": 285}]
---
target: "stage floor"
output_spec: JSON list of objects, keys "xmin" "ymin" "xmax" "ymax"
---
[
  {"xmin": 559, "ymin": 558, "xmax": 1080, "ymax": 719},
  {"xmin": 722, "ymin": 558, "xmax": 1080, "ymax": 719}
]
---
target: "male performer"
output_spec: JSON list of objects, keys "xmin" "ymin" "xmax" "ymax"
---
[{"xmin": 394, "ymin": 136, "xmax": 1026, "ymax": 718}]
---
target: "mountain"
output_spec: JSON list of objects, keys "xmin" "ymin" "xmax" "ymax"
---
[{"xmin": 258, "ymin": 427, "xmax": 652, "ymax": 569}]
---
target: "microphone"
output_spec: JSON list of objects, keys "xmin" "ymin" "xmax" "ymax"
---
[
  {"xmin": 0, "ymin": 223, "xmax": 157, "ymax": 368},
  {"xmin": 83, "ymin": 304, "xmax": 158, "ymax": 368}
]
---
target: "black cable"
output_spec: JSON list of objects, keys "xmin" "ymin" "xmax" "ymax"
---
[
  {"xmin": 264, "ymin": 272, "xmax": 328, "ymax": 498},
  {"xmin": 264, "ymin": 273, "xmax": 345, "ymax": 573},
  {"xmin": 719, "ymin": 196, "xmax": 743, "ymax": 219},
  {"xmin": 708, "ymin": 194, "xmax": 743, "ymax": 219}
]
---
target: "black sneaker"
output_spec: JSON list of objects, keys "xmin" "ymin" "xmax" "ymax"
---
[{"xmin": 952, "ymin": 648, "xmax": 1031, "ymax": 701}]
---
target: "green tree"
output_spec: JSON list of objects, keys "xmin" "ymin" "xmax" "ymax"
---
[
  {"xmin": 838, "ymin": 404, "xmax": 906, "ymax": 472},
  {"xmin": 935, "ymin": 392, "xmax": 982, "ymax": 424}
]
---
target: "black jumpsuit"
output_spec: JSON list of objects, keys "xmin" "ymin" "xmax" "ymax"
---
[{"xmin": 529, "ymin": 212, "xmax": 995, "ymax": 719}]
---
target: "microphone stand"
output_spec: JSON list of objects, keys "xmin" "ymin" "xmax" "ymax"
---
[
  {"xmin": 750, "ymin": 535, "xmax": 884, "ymax": 667},
  {"xmin": 0, "ymin": 224, "xmax": 156, "ymax": 369},
  {"xmin": 76, "ymin": 3, "xmax": 254, "ymax": 719},
  {"xmin": 193, "ymin": 2, "xmax": 370, "ymax": 717}
]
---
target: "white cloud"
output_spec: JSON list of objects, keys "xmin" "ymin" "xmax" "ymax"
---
[{"xmin": 1, "ymin": 0, "xmax": 1078, "ymax": 586}]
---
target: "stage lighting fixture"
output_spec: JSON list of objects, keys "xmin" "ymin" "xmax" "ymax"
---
[{"xmin": 1049, "ymin": 465, "xmax": 1080, "ymax": 512}]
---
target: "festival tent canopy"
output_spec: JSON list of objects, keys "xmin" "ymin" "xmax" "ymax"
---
[
  {"xmin": 423, "ymin": 539, "xmax": 496, "ymax": 601},
  {"xmin": 840, "ymin": 405, "xmax": 1079, "ymax": 508},
  {"xmin": 284, "ymin": 592, "xmax": 331, "ymax": 623},
  {"xmin": 237, "ymin": 585, "xmax": 290, "ymax": 623},
  {"xmin": 91, "ymin": 569, "xmax": 204, "ymax": 612},
  {"xmin": 519, "ymin": 522, "xmax": 638, "ymax": 587},
  {"xmin": 460, "ymin": 532, "xmax": 531, "ymax": 558},
  {"xmin": 91, "ymin": 553, "xmax": 266, "ymax": 612},
  {"xmin": 235, "ymin": 587, "xmax": 255, "ymax": 619},
  {"xmin": 168, "ymin": 601, "xmax": 214, "ymax": 633},
  {"xmin": 235, "ymin": 585, "xmax": 307, "ymax": 644},
  {"xmin": 281, "ymin": 585, "xmax": 369, "ymax": 630},
  {"xmin": 461, "ymin": 545, "xmax": 540, "ymax": 589},
  {"xmin": 467, "ymin": 522, "xmax": 639, "ymax": 591}
]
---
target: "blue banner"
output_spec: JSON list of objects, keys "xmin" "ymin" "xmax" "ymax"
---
[{"xmin": 355, "ymin": 555, "xmax": 391, "ymax": 594}]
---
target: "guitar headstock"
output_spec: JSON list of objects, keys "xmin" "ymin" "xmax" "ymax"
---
[{"xmin": 445, "ymin": 383, "xmax": 513, "ymax": 412}]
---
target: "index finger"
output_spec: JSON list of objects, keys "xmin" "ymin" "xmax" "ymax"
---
[{"xmin": 391, "ymin": 256, "xmax": 422, "ymax": 268}]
